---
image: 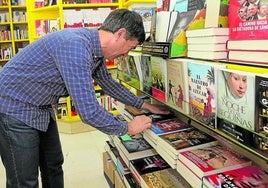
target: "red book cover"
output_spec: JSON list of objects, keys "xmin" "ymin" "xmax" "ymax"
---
[
  {"xmin": 203, "ymin": 165, "xmax": 268, "ymax": 188},
  {"xmin": 229, "ymin": 0, "xmax": 268, "ymax": 40}
]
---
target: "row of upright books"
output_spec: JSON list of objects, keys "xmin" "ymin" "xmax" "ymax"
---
[
  {"xmin": 117, "ymin": 52, "xmax": 268, "ymax": 150},
  {"xmin": 104, "ymin": 112, "xmax": 268, "ymax": 188}
]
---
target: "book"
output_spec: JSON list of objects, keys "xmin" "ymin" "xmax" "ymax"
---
[
  {"xmin": 187, "ymin": 50, "xmax": 228, "ymax": 61},
  {"xmin": 123, "ymin": 173, "xmax": 141, "ymax": 188},
  {"xmin": 157, "ymin": 127, "xmax": 218, "ymax": 157},
  {"xmin": 228, "ymin": 50, "xmax": 268, "ymax": 66},
  {"xmin": 129, "ymin": 154, "xmax": 170, "ymax": 184},
  {"xmin": 229, "ymin": 0, "xmax": 268, "ymax": 40},
  {"xmin": 150, "ymin": 117, "xmax": 191, "ymax": 135},
  {"xmin": 203, "ymin": 165, "xmax": 268, "ymax": 188},
  {"xmin": 140, "ymin": 54, "xmax": 152, "ymax": 94},
  {"xmin": 112, "ymin": 134, "xmax": 156, "ymax": 163},
  {"xmin": 187, "ymin": 35, "xmax": 229, "ymax": 44},
  {"xmin": 186, "ymin": 27, "xmax": 229, "ymax": 37},
  {"xmin": 205, "ymin": 0, "xmax": 229, "ymax": 28},
  {"xmin": 187, "ymin": 43, "xmax": 227, "ymax": 51},
  {"xmin": 166, "ymin": 58, "xmax": 189, "ymax": 115},
  {"xmin": 140, "ymin": 168, "xmax": 192, "ymax": 188},
  {"xmin": 178, "ymin": 144, "xmax": 252, "ymax": 179},
  {"xmin": 227, "ymin": 39, "xmax": 268, "ymax": 51},
  {"xmin": 151, "ymin": 56, "xmax": 167, "ymax": 102},
  {"xmin": 187, "ymin": 60, "xmax": 226, "ymax": 128},
  {"xmin": 217, "ymin": 68, "xmax": 256, "ymax": 131},
  {"xmin": 155, "ymin": 11, "xmax": 179, "ymax": 42},
  {"xmin": 255, "ymin": 75, "xmax": 268, "ymax": 137}
]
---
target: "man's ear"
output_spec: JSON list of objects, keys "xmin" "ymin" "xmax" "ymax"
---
[{"xmin": 115, "ymin": 28, "xmax": 127, "ymax": 41}]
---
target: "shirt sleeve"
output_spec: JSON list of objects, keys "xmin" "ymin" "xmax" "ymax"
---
[
  {"xmin": 53, "ymin": 37, "xmax": 128, "ymax": 135},
  {"xmin": 93, "ymin": 61, "xmax": 144, "ymax": 109}
]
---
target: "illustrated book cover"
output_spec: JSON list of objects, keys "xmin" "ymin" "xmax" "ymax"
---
[
  {"xmin": 178, "ymin": 144, "xmax": 252, "ymax": 178},
  {"xmin": 187, "ymin": 60, "xmax": 226, "ymax": 128},
  {"xmin": 140, "ymin": 54, "xmax": 152, "ymax": 95},
  {"xmin": 151, "ymin": 56, "xmax": 167, "ymax": 102},
  {"xmin": 217, "ymin": 68, "xmax": 256, "ymax": 131},
  {"xmin": 166, "ymin": 58, "xmax": 189, "ymax": 115},
  {"xmin": 203, "ymin": 165, "xmax": 268, "ymax": 188},
  {"xmin": 157, "ymin": 127, "xmax": 218, "ymax": 156},
  {"xmin": 229, "ymin": 0, "xmax": 268, "ymax": 40}
]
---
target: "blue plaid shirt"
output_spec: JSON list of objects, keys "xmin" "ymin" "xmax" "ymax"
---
[{"xmin": 0, "ymin": 28, "xmax": 143, "ymax": 135}]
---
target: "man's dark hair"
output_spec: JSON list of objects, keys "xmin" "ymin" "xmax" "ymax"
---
[{"xmin": 99, "ymin": 9, "xmax": 145, "ymax": 44}]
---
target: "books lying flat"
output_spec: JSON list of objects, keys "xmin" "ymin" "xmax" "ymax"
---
[
  {"xmin": 187, "ymin": 50, "xmax": 227, "ymax": 60},
  {"xmin": 203, "ymin": 165, "xmax": 268, "ymax": 188},
  {"xmin": 178, "ymin": 144, "xmax": 252, "ymax": 178},
  {"xmin": 186, "ymin": 27, "xmax": 229, "ymax": 37},
  {"xmin": 227, "ymin": 39, "xmax": 268, "ymax": 51},
  {"xmin": 129, "ymin": 154, "xmax": 170, "ymax": 184},
  {"xmin": 140, "ymin": 168, "xmax": 192, "ymax": 188},
  {"xmin": 157, "ymin": 127, "xmax": 218, "ymax": 156},
  {"xmin": 228, "ymin": 50, "xmax": 268, "ymax": 65}
]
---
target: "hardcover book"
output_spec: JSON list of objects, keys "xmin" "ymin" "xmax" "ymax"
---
[
  {"xmin": 157, "ymin": 127, "xmax": 218, "ymax": 156},
  {"xmin": 166, "ymin": 58, "xmax": 189, "ymax": 115},
  {"xmin": 187, "ymin": 60, "xmax": 226, "ymax": 128},
  {"xmin": 229, "ymin": 0, "xmax": 268, "ymax": 40},
  {"xmin": 217, "ymin": 68, "xmax": 256, "ymax": 131},
  {"xmin": 151, "ymin": 56, "xmax": 167, "ymax": 102},
  {"xmin": 203, "ymin": 165, "xmax": 268, "ymax": 188},
  {"xmin": 178, "ymin": 144, "xmax": 252, "ymax": 178},
  {"xmin": 140, "ymin": 168, "xmax": 192, "ymax": 188}
]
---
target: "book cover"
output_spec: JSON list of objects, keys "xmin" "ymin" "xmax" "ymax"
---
[
  {"xmin": 229, "ymin": 0, "xmax": 268, "ymax": 40},
  {"xmin": 217, "ymin": 68, "xmax": 256, "ymax": 131},
  {"xmin": 151, "ymin": 117, "xmax": 191, "ymax": 135},
  {"xmin": 151, "ymin": 56, "xmax": 167, "ymax": 102},
  {"xmin": 187, "ymin": 8, "xmax": 207, "ymax": 30},
  {"xmin": 140, "ymin": 54, "xmax": 152, "ymax": 94},
  {"xmin": 179, "ymin": 145, "xmax": 252, "ymax": 178},
  {"xmin": 140, "ymin": 168, "xmax": 192, "ymax": 188},
  {"xmin": 123, "ymin": 173, "xmax": 141, "ymax": 188},
  {"xmin": 187, "ymin": 60, "xmax": 226, "ymax": 128},
  {"xmin": 203, "ymin": 165, "xmax": 268, "ymax": 188},
  {"xmin": 255, "ymin": 75, "xmax": 268, "ymax": 137},
  {"xmin": 228, "ymin": 50, "xmax": 268, "ymax": 66},
  {"xmin": 157, "ymin": 127, "xmax": 218, "ymax": 155},
  {"xmin": 125, "ymin": 52, "xmax": 142, "ymax": 90},
  {"xmin": 166, "ymin": 58, "xmax": 189, "ymax": 115},
  {"xmin": 227, "ymin": 39, "xmax": 268, "ymax": 51},
  {"xmin": 130, "ymin": 154, "xmax": 170, "ymax": 176}
]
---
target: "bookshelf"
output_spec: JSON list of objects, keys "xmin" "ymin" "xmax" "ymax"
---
[{"xmin": 0, "ymin": 0, "xmax": 29, "ymax": 67}]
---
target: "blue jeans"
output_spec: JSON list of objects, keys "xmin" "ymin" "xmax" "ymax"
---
[{"xmin": 0, "ymin": 113, "xmax": 64, "ymax": 188}]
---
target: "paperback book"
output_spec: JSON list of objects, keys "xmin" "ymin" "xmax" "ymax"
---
[
  {"xmin": 217, "ymin": 68, "xmax": 256, "ymax": 131},
  {"xmin": 166, "ymin": 58, "xmax": 189, "ymax": 115},
  {"xmin": 187, "ymin": 60, "xmax": 226, "ymax": 128},
  {"xmin": 228, "ymin": 50, "xmax": 268, "ymax": 66},
  {"xmin": 151, "ymin": 56, "xmax": 167, "ymax": 102},
  {"xmin": 140, "ymin": 54, "xmax": 152, "ymax": 94},
  {"xmin": 157, "ymin": 127, "xmax": 218, "ymax": 157},
  {"xmin": 140, "ymin": 168, "xmax": 192, "ymax": 188},
  {"xmin": 178, "ymin": 145, "xmax": 252, "ymax": 183},
  {"xmin": 129, "ymin": 154, "xmax": 170, "ymax": 184},
  {"xmin": 203, "ymin": 165, "xmax": 268, "ymax": 188},
  {"xmin": 227, "ymin": 39, "xmax": 268, "ymax": 51}
]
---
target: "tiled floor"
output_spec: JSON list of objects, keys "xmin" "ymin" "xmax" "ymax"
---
[{"xmin": 0, "ymin": 130, "xmax": 110, "ymax": 188}]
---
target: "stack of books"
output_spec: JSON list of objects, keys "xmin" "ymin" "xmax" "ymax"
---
[{"xmin": 185, "ymin": 27, "xmax": 229, "ymax": 60}]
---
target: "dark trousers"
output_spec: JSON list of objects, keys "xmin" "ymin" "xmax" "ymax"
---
[{"xmin": 0, "ymin": 113, "xmax": 64, "ymax": 188}]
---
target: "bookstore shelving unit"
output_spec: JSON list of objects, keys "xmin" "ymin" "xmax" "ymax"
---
[{"xmin": 0, "ymin": 0, "xmax": 29, "ymax": 67}]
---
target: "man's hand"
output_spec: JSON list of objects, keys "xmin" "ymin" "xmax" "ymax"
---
[{"xmin": 127, "ymin": 115, "xmax": 152, "ymax": 135}]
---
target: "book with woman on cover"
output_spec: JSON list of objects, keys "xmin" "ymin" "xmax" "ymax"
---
[{"xmin": 217, "ymin": 68, "xmax": 256, "ymax": 132}]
